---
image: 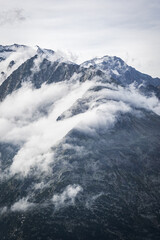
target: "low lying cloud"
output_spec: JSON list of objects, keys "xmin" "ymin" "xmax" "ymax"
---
[
  {"xmin": 0, "ymin": 79, "xmax": 94, "ymax": 176},
  {"xmin": 52, "ymin": 184, "xmax": 83, "ymax": 208},
  {"xmin": 0, "ymin": 206, "xmax": 7, "ymax": 215},
  {"xmin": 76, "ymin": 100, "xmax": 131, "ymax": 134},
  {"xmin": 107, "ymin": 83, "xmax": 160, "ymax": 115},
  {"xmin": 1, "ymin": 185, "xmax": 82, "ymax": 213},
  {"xmin": 11, "ymin": 197, "xmax": 35, "ymax": 212}
]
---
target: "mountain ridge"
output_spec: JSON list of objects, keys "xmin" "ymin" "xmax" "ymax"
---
[{"xmin": 0, "ymin": 44, "xmax": 160, "ymax": 102}]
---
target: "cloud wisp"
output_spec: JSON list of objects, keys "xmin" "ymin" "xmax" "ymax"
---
[
  {"xmin": 11, "ymin": 197, "xmax": 35, "ymax": 212},
  {"xmin": 52, "ymin": 184, "xmax": 83, "ymax": 208}
]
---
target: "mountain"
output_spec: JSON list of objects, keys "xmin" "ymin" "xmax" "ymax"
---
[
  {"xmin": 82, "ymin": 55, "xmax": 160, "ymax": 87},
  {"xmin": 0, "ymin": 44, "xmax": 160, "ymax": 240}
]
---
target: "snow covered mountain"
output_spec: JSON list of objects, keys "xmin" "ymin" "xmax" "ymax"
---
[
  {"xmin": 0, "ymin": 44, "xmax": 160, "ymax": 240},
  {"xmin": 82, "ymin": 55, "xmax": 160, "ymax": 87}
]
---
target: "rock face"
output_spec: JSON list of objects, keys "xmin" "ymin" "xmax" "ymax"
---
[{"xmin": 0, "ymin": 44, "xmax": 160, "ymax": 240}]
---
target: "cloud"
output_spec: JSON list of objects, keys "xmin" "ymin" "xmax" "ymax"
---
[
  {"xmin": 0, "ymin": 206, "xmax": 7, "ymax": 215},
  {"xmin": 98, "ymin": 83, "xmax": 160, "ymax": 115},
  {"xmin": 52, "ymin": 184, "xmax": 83, "ymax": 208},
  {"xmin": 1, "ymin": 183, "xmax": 82, "ymax": 213},
  {"xmin": 0, "ymin": 79, "xmax": 94, "ymax": 176},
  {"xmin": 0, "ymin": 9, "xmax": 26, "ymax": 26},
  {"xmin": 11, "ymin": 197, "xmax": 35, "ymax": 212},
  {"xmin": 85, "ymin": 192, "xmax": 105, "ymax": 208},
  {"xmin": 75, "ymin": 100, "xmax": 131, "ymax": 135}
]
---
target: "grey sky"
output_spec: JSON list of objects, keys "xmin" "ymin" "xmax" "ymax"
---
[{"xmin": 0, "ymin": 0, "xmax": 160, "ymax": 77}]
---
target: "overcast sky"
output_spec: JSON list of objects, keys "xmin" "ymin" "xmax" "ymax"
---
[{"xmin": 0, "ymin": 0, "xmax": 160, "ymax": 77}]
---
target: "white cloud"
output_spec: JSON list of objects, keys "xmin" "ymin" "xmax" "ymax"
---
[
  {"xmin": 0, "ymin": 79, "xmax": 94, "ymax": 176},
  {"xmin": 11, "ymin": 197, "xmax": 35, "ymax": 212},
  {"xmin": 0, "ymin": 206, "xmax": 8, "ymax": 215},
  {"xmin": 52, "ymin": 184, "xmax": 83, "ymax": 208},
  {"xmin": 33, "ymin": 181, "xmax": 48, "ymax": 190},
  {"xmin": 75, "ymin": 100, "xmax": 131, "ymax": 134},
  {"xmin": 102, "ymin": 83, "xmax": 160, "ymax": 115}
]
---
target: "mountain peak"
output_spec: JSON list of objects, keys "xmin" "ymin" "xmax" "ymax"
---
[
  {"xmin": 82, "ymin": 55, "xmax": 160, "ymax": 87},
  {"xmin": 82, "ymin": 55, "xmax": 127, "ymax": 69}
]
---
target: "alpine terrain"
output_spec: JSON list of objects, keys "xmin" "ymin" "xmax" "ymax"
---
[{"xmin": 0, "ymin": 44, "xmax": 160, "ymax": 240}]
